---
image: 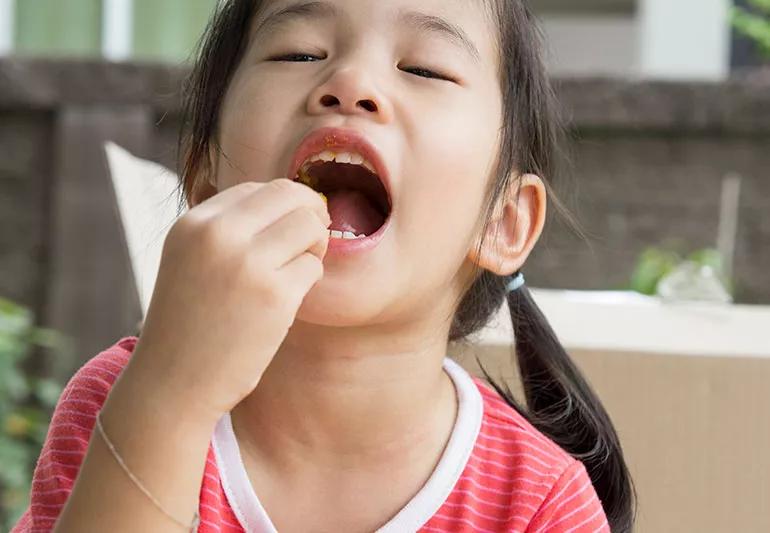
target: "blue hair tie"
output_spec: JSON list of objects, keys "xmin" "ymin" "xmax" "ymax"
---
[{"xmin": 506, "ymin": 272, "xmax": 525, "ymax": 293}]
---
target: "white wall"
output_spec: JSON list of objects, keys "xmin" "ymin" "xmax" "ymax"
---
[
  {"xmin": 538, "ymin": 0, "xmax": 732, "ymax": 80},
  {"xmin": 0, "ymin": 0, "xmax": 14, "ymax": 56},
  {"xmin": 639, "ymin": 0, "xmax": 731, "ymax": 80},
  {"xmin": 541, "ymin": 15, "xmax": 639, "ymax": 78},
  {"xmin": 102, "ymin": 0, "xmax": 133, "ymax": 61}
]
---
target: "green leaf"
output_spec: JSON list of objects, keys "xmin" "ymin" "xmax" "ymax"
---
[
  {"xmin": 7, "ymin": 406, "xmax": 50, "ymax": 445},
  {"xmin": 687, "ymin": 248, "xmax": 733, "ymax": 295},
  {"xmin": 747, "ymin": 0, "xmax": 770, "ymax": 14},
  {"xmin": 0, "ymin": 297, "xmax": 33, "ymax": 337},
  {"xmin": 27, "ymin": 327, "xmax": 67, "ymax": 351},
  {"xmin": 731, "ymin": 6, "xmax": 770, "ymax": 58},
  {"xmin": 2, "ymin": 481, "xmax": 32, "ymax": 532},
  {"xmin": 2, "ymin": 370, "xmax": 29, "ymax": 402},
  {"xmin": 629, "ymin": 247, "xmax": 681, "ymax": 295},
  {"xmin": 34, "ymin": 378, "xmax": 63, "ymax": 408},
  {"xmin": 0, "ymin": 436, "xmax": 31, "ymax": 487},
  {"xmin": 687, "ymin": 248, "xmax": 722, "ymax": 271},
  {"xmin": 0, "ymin": 296, "xmax": 67, "ymax": 526},
  {"xmin": 0, "ymin": 335, "xmax": 27, "ymax": 364}
]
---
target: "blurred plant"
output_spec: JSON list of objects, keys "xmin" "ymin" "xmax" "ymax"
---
[
  {"xmin": 731, "ymin": 0, "xmax": 770, "ymax": 59},
  {"xmin": 629, "ymin": 245, "xmax": 732, "ymax": 297},
  {"xmin": 0, "ymin": 297, "xmax": 70, "ymax": 530}
]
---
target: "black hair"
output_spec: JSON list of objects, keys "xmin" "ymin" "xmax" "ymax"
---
[{"xmin": 177, "ymin": 1, "xmax": 636, "ymax": 531}]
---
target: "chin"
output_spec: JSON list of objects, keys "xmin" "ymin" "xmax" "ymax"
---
[{"xmin": 293, "ymin": 282, "xmax": 388, "ymax": 328}]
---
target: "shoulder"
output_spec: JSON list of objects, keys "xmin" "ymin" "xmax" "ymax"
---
[
  {"xmin": 472, "ymin": 375, "xmax": 575, "ymax": 473},
  {"xmin": 459, "ymin": 377, "xmax": 609, "ymax": 531},
  {"xmin": 42, "ymin": 335, "xmax": 139, "ymax": 457},
  {"xmin": 55, "ymin": 335, "xmax": 138, "ymax": 418}
]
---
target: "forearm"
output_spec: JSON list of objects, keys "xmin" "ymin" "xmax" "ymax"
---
[{"xmin": 53, "ymin": 360, "xmax": 218, "ymax": 533}]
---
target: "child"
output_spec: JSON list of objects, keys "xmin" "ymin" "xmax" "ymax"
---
[{"xmin": 14, "ymin": 1, "xmax": 635, "ymax": 531}]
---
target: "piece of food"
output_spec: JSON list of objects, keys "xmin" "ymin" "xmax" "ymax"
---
[
  {"xmin": 298, "ymin": 167, "xmax": 317, "ymax": 188},
  {"xmin": 297, "ymin": 167, "xmax": 325, "ymax": 204}
]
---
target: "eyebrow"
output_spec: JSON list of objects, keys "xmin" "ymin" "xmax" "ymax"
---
[
  {"xmin": 253, "ymin": 1, "xmax": 338, "ymax": 38},
  {"xmin": 253, "ymin": 1, "xmax": 481, "ymax": 63},
  {"xmin": 398, "ymin": 9, "xmax": 481, "ymax": 63}
]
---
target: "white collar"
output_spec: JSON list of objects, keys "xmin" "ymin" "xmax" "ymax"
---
[{"xmin": 211, "ymin": 357, "xmax": 483, "ymax": 533}]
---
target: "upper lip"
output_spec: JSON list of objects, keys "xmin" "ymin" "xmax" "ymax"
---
[{"xmin": 287, "ymin": 127, "xmax": 392, "ymax": 208}]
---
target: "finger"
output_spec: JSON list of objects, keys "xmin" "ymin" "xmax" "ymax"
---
[
  {"xmin": 228, "ymin": 179, "xmax": 330, "ymax": 236},
  {"xmin": 251, "ymin": 206, "xmax": 330, "ymax": 268},
  {"xmin": 279, "ymin": 252, "xmax": 324, "ymax": 295},
  {"xmin": 193, "ymin": 179, "xmax": 330, "ymax": 234},
  {"xmin": 191, "ymin": 180, "xmax": 265, "ymax": 218}
]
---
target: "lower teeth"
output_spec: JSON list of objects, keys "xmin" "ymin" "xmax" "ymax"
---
[{"xmin": 329, "ymin": 230, "xmax": 366, "ymax": 240}]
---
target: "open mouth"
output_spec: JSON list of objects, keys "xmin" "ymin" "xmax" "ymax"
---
[{"xmin": 294, "ymin": 151, "xmax": 392, "ymax": 240}]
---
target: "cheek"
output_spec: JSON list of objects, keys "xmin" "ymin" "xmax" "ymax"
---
[
  {"xmin": 401, "ymin": 115, "xmax": 498, "ymax": 264},
  {"xmin": 216, "ymin": 75, "xmax": 299, "ymax": 184},
  {"xmin": 396, "ymin": 155, "xmax": 491, "ymax": 279}
]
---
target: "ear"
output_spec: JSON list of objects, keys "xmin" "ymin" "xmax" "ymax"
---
[{"xmin": 467, "ymin": 174, "xmax": 547, "ymax": 276}]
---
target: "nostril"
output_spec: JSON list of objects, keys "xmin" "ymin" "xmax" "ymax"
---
[
  {"xmin": 320, "ymin": 94, "xmax": 339, "ymax": 107},
  {"xmin": 318, "ymin": 95, "xmax": 378, "ymax": 113},
  {"xmin": 359, "ymin": 100, "xmax": 377, "ymax": 112}
]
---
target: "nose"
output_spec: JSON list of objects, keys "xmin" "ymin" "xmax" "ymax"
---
[{"xmin": 306, "ymin": 66, "xmax": 393, "ymax": 123}]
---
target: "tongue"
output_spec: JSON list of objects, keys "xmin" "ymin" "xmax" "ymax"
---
[{"xmin": 326, "ymin": 189, "xmax": 384, "ymax": 236}]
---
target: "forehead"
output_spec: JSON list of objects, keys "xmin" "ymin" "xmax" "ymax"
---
[{"xmin": 251, "ymin": 0, "xmax": 498, "ymax": 62}]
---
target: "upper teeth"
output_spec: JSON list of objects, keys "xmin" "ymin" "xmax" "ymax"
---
[{"xmin": 300, "ymin": 151, "xmax": 377, "ymax": 175}]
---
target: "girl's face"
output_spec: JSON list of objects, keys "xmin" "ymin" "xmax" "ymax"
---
[{"xmin": 213, "ymin": 0, "xmax": 503, "ymax": 328}]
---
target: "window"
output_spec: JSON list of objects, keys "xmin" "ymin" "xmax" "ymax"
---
[
  {"xmin": 14, "ymin": 0, "xmax": 102, "ymax": 57},
  {"xmin": 132, "ymin": 0, "xmax": 217, "ymax": 62},
  {"xmin": 2, "ymin": 0, "xmax": 217, "ymax": 62}
]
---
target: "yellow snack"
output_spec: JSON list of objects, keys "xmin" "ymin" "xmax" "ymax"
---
[
  {"xmin": 297, "ymin": 167, "xmax": 325, "ymax": 203},
  {"xmin": 297, "ymin": 167, "xmax": 317, "ymax": 188}
]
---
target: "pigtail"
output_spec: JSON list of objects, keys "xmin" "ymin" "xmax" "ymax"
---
[{"xmin": 476, "ymin": 273, "xmax": 636, "ymax": 532}]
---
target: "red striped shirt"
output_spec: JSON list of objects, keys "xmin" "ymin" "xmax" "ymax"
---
[{"xmin": 12, "ymin": 336, "xmax": 608, "ymax": 532}]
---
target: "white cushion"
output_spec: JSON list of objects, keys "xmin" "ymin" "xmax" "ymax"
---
[{"xmin": 104, "ymin": 141, "xmax": 187, "ymax": 318}]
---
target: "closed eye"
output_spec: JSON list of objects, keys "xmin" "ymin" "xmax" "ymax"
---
[
  {"xmin": 268, "ymin": 53, "xmax": 455, "ymax": 82},
  {"xmin": 269, "ymin": 53, "xmax": 324, "ymax": 62},
  {"xmin": 400, "ymin": 66, "xmax": 453, "ymax": 82}
]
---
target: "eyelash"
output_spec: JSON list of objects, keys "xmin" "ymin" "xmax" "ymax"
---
[{"xmin": 269, "ymin": 53, "xmax": 453, "ymax": 82}]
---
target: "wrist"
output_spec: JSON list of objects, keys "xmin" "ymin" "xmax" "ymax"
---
[{"xmin": 107, "ymin": 354, "xmax": 221, "ymax": 439}]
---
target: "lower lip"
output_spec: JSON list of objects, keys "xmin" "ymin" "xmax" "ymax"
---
[{"xmin": 325, "ymin": 216, "xmax": 392, "ymax": 256}]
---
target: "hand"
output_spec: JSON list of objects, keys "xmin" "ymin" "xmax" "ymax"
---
[{"xmin": 126, "ymin": 179, "xmax": 330, "ymax": 425}]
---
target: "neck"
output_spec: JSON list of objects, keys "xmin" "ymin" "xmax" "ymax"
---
[{"xmin": 231, "ymin": 317, "xmax": 457, "ymax": 475}]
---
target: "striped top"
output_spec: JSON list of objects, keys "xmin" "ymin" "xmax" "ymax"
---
[{"xmin": 12, "ymin": 336, "xmax": 609, "ymax": 532}]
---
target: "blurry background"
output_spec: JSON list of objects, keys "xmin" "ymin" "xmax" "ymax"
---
[{"xmin": 0, "ymin": 0, "xmax": 769, "ymax": 531}]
